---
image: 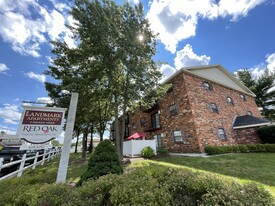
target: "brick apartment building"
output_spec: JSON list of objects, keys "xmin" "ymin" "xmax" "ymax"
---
[{"xmin": 111, "ymin": 65, "xmax": 271, "ymax": 153}]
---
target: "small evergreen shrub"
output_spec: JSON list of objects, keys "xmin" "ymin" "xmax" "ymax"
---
[
  {"xmin": 78, "ymin": 139, "xmax": 123, "ymax": 185},
  {"xmin": 141, "ymin": 146, "xmax": 155, "ymax": 158},
  {"xmin": 257, "ymin": 126, "xmax": 275, "ymax": 143},
  {"xmin": 157, "ymin": 148, "xmax": 169, "ymax": 156}
]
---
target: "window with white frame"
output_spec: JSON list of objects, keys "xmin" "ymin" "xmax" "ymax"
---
[
  {"xmin": 202, "ymin": 81, "xmax": 212, "ymax": 90},
  {"xmin": 173, "ymin": 130, "xmax": 183, "ymax": 142},
  {"xmin": 240, "ymin": 94, "xmax": 246, "ymax": 101},
  {"xmin": 209, "ymin": 103, "xmax": 219, "ymax": 113},
  {"xmin": 227, "ymin": 97, "xmax": 234, "ymax": 105},
  {"xmin": 151, "ymin": 112, "xmax": 160, "ymax": 128},
  {"xmin": 217, "ymin": 128, "xmax": 226, "ymax": 140},
  {"xmin": 169, "ymin": 104, "xmax": 178, "ymax": 116}
]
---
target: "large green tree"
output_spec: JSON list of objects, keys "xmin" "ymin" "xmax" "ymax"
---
[
  {"xmin": 45, "ymin": 0, "xmax": 165, "ymax": 161},
  {"xmin": 235, "ymin": 68, "xmax": 275, "ymax": 120}
]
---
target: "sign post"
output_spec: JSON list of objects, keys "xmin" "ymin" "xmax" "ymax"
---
[{"xmin": 56, "ymin": 93, "xmax": 78, "ymax": 183}]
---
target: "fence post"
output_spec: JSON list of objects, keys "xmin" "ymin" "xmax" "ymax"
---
[
  {"xmin": 51, "ymin": 149, "xmax": 55, "ymax": 160},
  {"xmin": 0, "ymin": 157, "xmax": 4, "ymax": 172},
  {"xmin": 41, "ymin": 150, "xmax": 46, "ymax": 165},
  {"xmin": 32, "ymin": 152, "xmax": 39, "ymax": 170},
  {"xmin": 47, "ymin": 150, "xmax": 52, "ymax": 162},
  {"xmin": 17, "ymin": 154, "xmax": 27, "ymax": 177}
]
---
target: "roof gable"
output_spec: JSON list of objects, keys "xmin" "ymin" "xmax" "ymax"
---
[
  {"xmin": 184, "ymin": 65, "xmax": 255, "ymax": 96},
  {"xmin": 163, "ymin": 64, "xmax": 255, "ymax": 97}
]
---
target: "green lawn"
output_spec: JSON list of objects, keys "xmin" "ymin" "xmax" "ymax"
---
[{"xmin": 154, "ymin": 153, "xmax": 275, "ymax": 197}]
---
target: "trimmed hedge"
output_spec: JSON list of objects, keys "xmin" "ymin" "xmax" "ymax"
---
[
  {"xmin": 205, "ymin": 144, "xmax": 275, "ymax": 155},
  {"xmin": 0, "ymin": 163, "xmax": 273, "ymax": 205},
  {"xmin": 257, "ymin": 125, "xmax": 275, "ymax": 143}
]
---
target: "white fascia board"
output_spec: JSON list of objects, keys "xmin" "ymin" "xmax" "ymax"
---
[{"xmin": 233, "ymin": 122, "xmax": 271, "ymax": 129}]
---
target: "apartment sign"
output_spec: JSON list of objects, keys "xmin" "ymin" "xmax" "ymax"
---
[{"xmin": 17, "ymin": 106, "xmax": 66, "ymax": 143}]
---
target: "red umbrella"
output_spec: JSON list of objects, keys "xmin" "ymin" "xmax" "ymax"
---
[{"xmin": 127, "ymin": 132, "xmax": 146, "ymax": 140}]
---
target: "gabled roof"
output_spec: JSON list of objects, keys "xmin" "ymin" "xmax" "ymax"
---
[
  {"xmin": 163, "ymin": 64, "xmax": 256, "ymax": 97},
  {"xmin": 233, "ymin": 115, "xmax": 271, "ymax": 129}
]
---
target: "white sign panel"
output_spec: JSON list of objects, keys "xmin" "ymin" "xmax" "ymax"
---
[{"xmin": 17, "ymin": 106, "xmax": 66, "ymax": 144}]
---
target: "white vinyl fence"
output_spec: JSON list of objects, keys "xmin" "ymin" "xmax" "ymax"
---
[
  {"xmin": 0, "ymin": 148, "xmax": 61, "ymax": 180},
  {"xmin": 123, "ymin": 139, "xmax": 156, "ymax": 157}
]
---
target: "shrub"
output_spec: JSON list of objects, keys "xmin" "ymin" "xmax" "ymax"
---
[
  {"xmin": 157, "ymin": 148, "xmax": 169, "ymax": 156},
  {"xmin": 141, "ymin": 146, "xmax": 155, "ymax": 158},
  {"xmin": 0, "ymin": 163, "xmax": 273, "ymax": 205},
  {"xmin": 78, "ymin": 140, "xmax": 123, "ymax": 185},
  {"xmin": 257, "ymin": 125, "xmax": 275, "ymax": 143},
  {"xmin": 238, "ymin": 145, "xmax": 249, "ymax": 153},
  {"xmin": 205, "ymin": 144, "xmax": 275, "ymax": 155}
]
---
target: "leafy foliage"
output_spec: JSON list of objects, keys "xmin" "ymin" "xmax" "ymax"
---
[
  {"xmin": 78, "ymin": 140, "xmax": 123, "ymax": 185},
  {"xmin": 205, "ymin": 144, "xmax": 275, "ymax": 155},
  {"xmin": 157, "ymin": 147, "xmax": 170, "ymax": 156},
  {"xmin": 235, "ymin": 69, "xmax": 275, "ymax": 120},
  {"xmin": 141, "ymin": 146, "xmax": 155, "ymax": 158},
  {"xmin": 257, "ymin": 126, "xmax": 275, "ymax": 143}
]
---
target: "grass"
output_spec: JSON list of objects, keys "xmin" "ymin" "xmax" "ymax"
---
[
  {"xmin": 154, "ymin": 153, "xmax": 275, "ymax": 197},
  {"xmin": 23, "ymin": 152, "xmax": 90, "ymax": 184},
  {"xmin": 5, "ymin": 152, "xmax": 275, "ymax": 198}
]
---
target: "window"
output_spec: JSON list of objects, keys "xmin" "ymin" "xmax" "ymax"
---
[
  {"xmin": 169, "ymin": 104, "xmax": 178, "ymax": 116},
  {"xmin": 227, "ymin": 97, "xmax": 234, "ymax": 105},
  {"xmin": 209, "ymin": 103, "xmax": 219, "ymax": 113},
  {"xmin": 217, "ymin": 128, "xmax": 226, "ymax": 140},
  {"xmin": 247, "ymin": 111, "xmax": 252, "ymax": 116},
  {"xmin": 154, "ymin": 134, "xmax": 163, "ymax": 148},
  {"xmin": 240, "ymin": 94, "xmax": 246, "ymax": 101},
  {"xmin": 151, "ymin": 112, "xmax": 160, "ymax": 128},
  {"xmin": 173, "ymin": 130, "xmax": 183, "ymax": 142},
  {"xmin": 202, "ymin": 81, "xmax": 212, "ymax": 90},
  {"xmin": 132, "ymin": 122, "xmax": 136, "ymax": 129}
]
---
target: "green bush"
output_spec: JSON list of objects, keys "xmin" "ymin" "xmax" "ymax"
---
[
  {"xmin": 205, "ymin": 144, "xmax": 275, "ymax": 155},
  {"xmin": 78, "ymin": 139, "xmax": 123, "ymax": 185},
  {"xmin": 141, "ymin": 146, "xmax": 155, "ymax": 158},
  {"xmin": 0, "ymin": 163, "xmax": 273, "ymax": 205},
  {"xmin": 157, "ymin": 147, "xmax": 170, "ymax": 156},
  {"xmin": 257, "ymin": 126, "xmax": 275, "ymax": 144}
]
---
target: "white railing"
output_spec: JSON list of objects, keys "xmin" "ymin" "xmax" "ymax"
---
[
  {"xmin": 0, "ymin": 148, "xmax": 61, "ymax": 180},
  {"xmin": 123, "ymin": 139, "xmax": 156, "ymax": 157}
]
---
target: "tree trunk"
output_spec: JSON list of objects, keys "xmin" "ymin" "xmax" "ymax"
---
[
  {"xmin": 75, "ymin": 134, "xmax": 79, "ymax": 153},
  {"xmin": 88, "ymin": 124, "xmax": 94, "ymax": 153},
  {"xmin": 114, "ymin": 100, "xmax": 122, "ymax": 162},
  {"xmin": 81, "ymin": 126, "xmax": 88, "ymax": 160}
]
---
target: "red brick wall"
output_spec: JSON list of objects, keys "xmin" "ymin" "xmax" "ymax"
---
[
  {"xmin": 184, "ymin": 72, "xmax": 261, "ymax": 151},
  {"xmin": 120, "ymin": 71, "xmax": 262, "ymax": 153},
  {"xmin": 234, "ymin": 127, "xmax": 262, "ymax": 144}
]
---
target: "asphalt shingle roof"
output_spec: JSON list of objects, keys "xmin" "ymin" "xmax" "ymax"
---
[{"xmin": 233, "ymin": 115, "xmax": 270, "ymax": 129}]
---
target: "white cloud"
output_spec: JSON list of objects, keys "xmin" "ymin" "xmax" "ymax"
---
[
  {"xmin": 0, "ymin": 104, "xmax": 21, "ymax": 124},
  {"xmin": 250, "ymin": 53, "xmax": 275, "ymax": 78},
  {"xmin": 218, "ymin": 0, "xmax": 266, "ymax": 22},
  {"xmin": 37, "ymin": 97, "xmax": 54, "ymax": 104},
  {"xmin": 0, "ymin": 63, "xmax": 9, "ymax": 74},
  {"xmin": 147, "ymin": 0, "xmax": 265, "ymax": 53},
  {"xmin": 25, "ymin": 71, "xmax": 46, "ymax": 83},
  {"xmin": 0, "ymin": 0, "xmax": 74, "ymax": 57},
  {"xmin": 174, "ymin": 44, "xmax": 210, "ymax": 69},
  {"xmin": 159, "ymin": 64, "xmax": 177, "ymax": 82}
]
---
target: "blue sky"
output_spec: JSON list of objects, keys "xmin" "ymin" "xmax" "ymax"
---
[{"xmin": 0, "ymin": 0, "xmax": 275, "ymax": 138}]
